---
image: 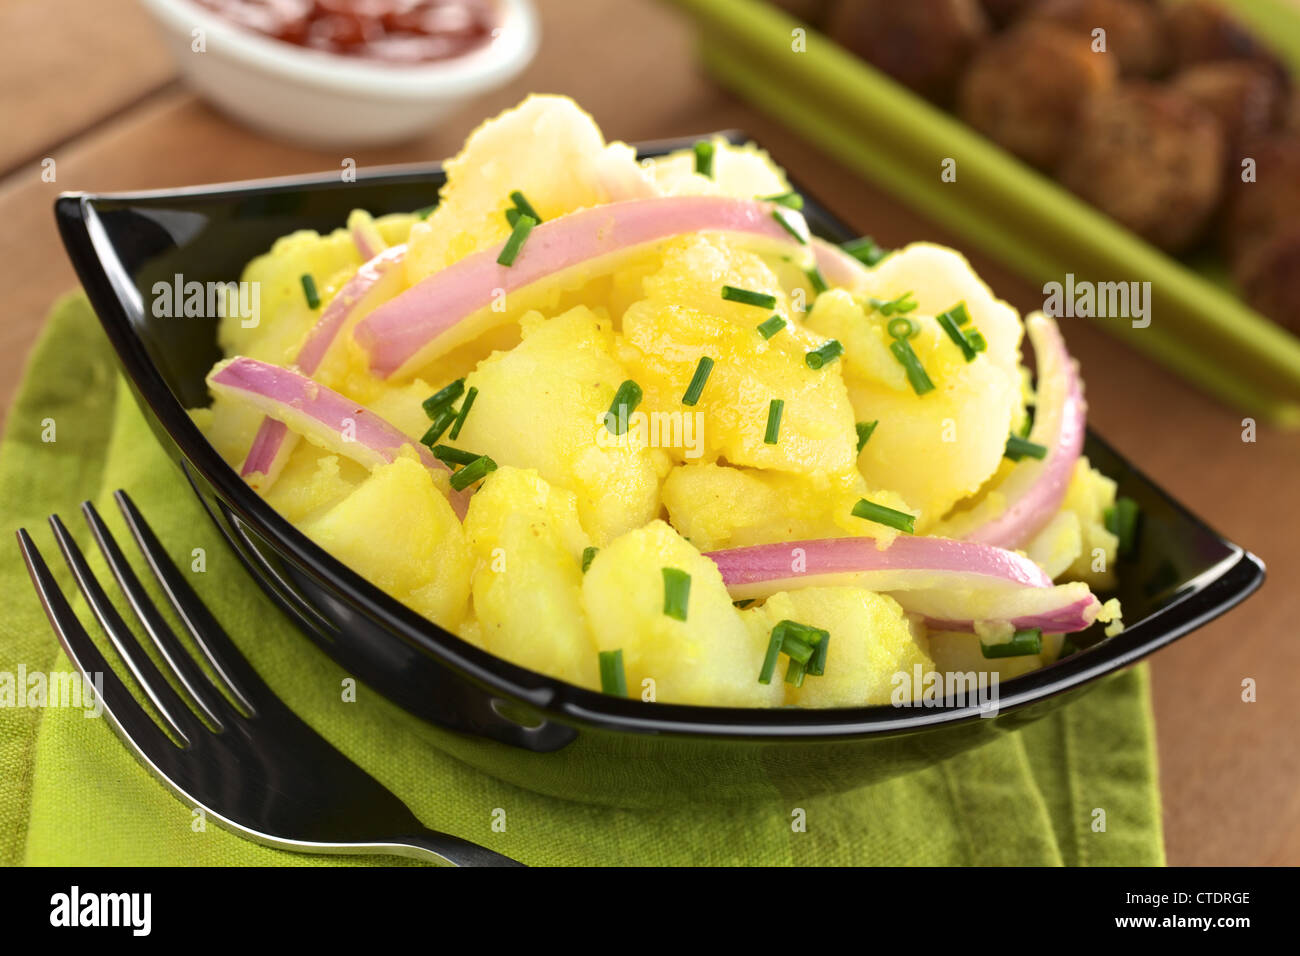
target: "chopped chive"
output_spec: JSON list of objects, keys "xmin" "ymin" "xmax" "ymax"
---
[
  {"xmin": 722, "ymin": 285, "xmax": 778, "ymax": 309},
  {"xmin": 781, "ymin": 633, "xmax": 817, "ymax": 665},
  {"xmin": 965, "ymin": 329, "xmax": 987, "ymax": 353},
  {"xmin": 784, "ymin": 658, "xmax": 807, "ymax": 687},
  {"xmin": 852, "ymin": 498, "xmax": 916, "ymax": 534},
  {"xmin": 936, "ymin": 302, "xmax": 978, "ymax": 362},
  {"xmin": 889, "ymin": 338, "xmax": 935, "ymax": 395},
  {"xmin": 662, "ymin": 567, "xmax": 691, "ymax": 621},
  {"xmin": 764, "ymin": 399, "xmax": 784, "ymax": 444},
  {"xmin": 448, "ymin": 386, "xmax": 478, "ymax": 441},
  {"xmin": 599, "ymin": 649, "xmax": 628, "ymax": 697},
  {"xmin": 496, "ymin": 213, "xmax": 536, "ymax": 266},
  {"xmin": 770, "ymin": 207, "xmax": 809, "ymax": 244},
  {"xmin": 761, "ymin": 190, "xmax": 804, "ymax": 210},
  {"xmin": 842, "ymin": 235, "xmax": 890, "ymax": 266},
  {"xmin": 869, "ymin": 291, "xmax": 918, "ymax": 316},
  {"xmin": 693, "ymin": 140, "xmax": 715, "ymax": 178},
  {"xmin": 855, "ymin": 420, "xmax": 878, "ymax": 453},
  {"xmin": 1058, "ymin": 636, "xmax": 1079, "ymax": 660},
  {"xmin": 504, "ymin": 207, "xmax": 520, "ymax": 228},
  {"xmin": 509, "ymin": 189, "xmax": 541, "ymax": 223},
  {"xmin": 1105, "ymin": 497, "xmax": 1140, "ymax": 558},
  {"xmin": 807, "ymin": 632, "xmax": 830, "ymax": 676},
  {"xmin": 805, "ymin": 340, "xmax": 844, "ymax": 370},
  {"xmin": 300, "ymin": 274, "xmax": 320, "ymax": 309},
  {"xmin": 681, "ymin": 356, "xmax": 714, "ymax": 406},
  {"xmin": 603, "ymin": 380, "xmax": 643, "ymax": 435},
  {"xmin": 581, "ymin": 546, "xmax": 598, "ymax": 573},
  {"xmin": 886, "ymin": 315, "xmax": 919, "ymax": 340},
  {"xmin": 422, "ymin": 378, "xmax": 465, "ymax": 418},
  {"xmin": 420, "ymin": 406, "xmax": 458, "ymax": 447},
  {"xmin": 413, "ymin": 204, "xmax": 436, "ymax": 219},
  {"xmin": 757, "ymin": 314, "xmax": 787, "ymax": 339},
  {"xmin": 805, "ymin": 264, "xmax": 829, "ymax": 295},
  {"xmin": 981, "ymin": 627, "xmax": 1043, "ymax": 659},
  {"xmin": 734, "ymin": 598, "xmax": 755, "ymax": 609},
  {"xmin": 448, "ymin": 454, "xmax": 497, "ymax": 491},
  {"xmin": 1005, "ymin": 434, "xmax": 1049, "ymax": 461},
  {"xmin": 430, "ymin": 444, "xmax": 480, "ymax": 467},
  {"xmin": 758, "ymin": 628, "xmax": 785, "ymax": 684}
]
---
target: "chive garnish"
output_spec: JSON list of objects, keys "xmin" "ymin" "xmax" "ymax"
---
[
  {"xmin": 842, "ymin": 235, "xmax": 889, "ymax": 266},
  {"xmin": 505, "ymin": 207, "xmax": 520, "ymax": 227},
  {"xmin": 430, "ymin": 444, "xmax": 480, "ymax": 467},
  {"xmin": 300, "ymin": 274, "xmax": 320, "ymax": 309},
  {"xmin": 509, "ymin": 189, "xmax": 541, "ymax": 223},
  {"xmin": 981, "ymin": 628, "xmax": 1043, "ymax": 659},
  {"xmin": 781, "ymin": 633, "xmax": 817, "ymax": 665},
  {"xmin": 681, "ymin": 356, "xmax": 714, "ymax": 406},
  {"xmin": 413, "ymin": 204, "xmax": 436, "ymax": 219},
  {"xmin": 604, "ymin": 380, "xmax": 643, "ymax": 435},
  {"xmin": 855, "ymin": 420, "xmax": 878, "ymax": 453},
  {"xmin": 770, "ymin": 207, "xmax": 808, "ymax": 244},
  {"xmin": 852, "ymin": 498, "xmax": 916, "ymax": 534},
  {"xmin": 966, "ymin": 329, "xmax": 987, "ymax": 353},
  {"xmin": 761, "ymin": 190, "xmax": 804, "ymax": 210},
  {"xmin": 1005, "ymin": 434, "xmax": 1048, "ymax": 461},
  {"xmin": 805, "ymin": 340, "xmax": 844, "ymax": 370},
  {"xmin": 694, "ymin": 140, "xmax": 715, "ymax": 178},
  {"xmin": 936, "ymin": 302, "xmax": 979, "ymax": 362},
  {"xmin": 447, "ymin": 386, "xmax": 477, "ymax": 441},
  {"xmin": 734, "ymin": 598, "xmax": 755, "ymax": 609},
  {"xmin": 420, "ymin": 406, "xmax": 458, "ymax": 447},
  {"xmin": 757, "ymin": 314, "xmax": 787, "ymax": 339},
  {"xmin": 807, "ymin": 632, "xmax": 830, "ymax": 676},
  {"xmin": 599, "ymin": 649, "xmax": 628, "ymax": 697},
  {"xmin": 662, "ymin": 567, "xmax": 691, "ymax": 621},
  {"xmin": 758, "ymin": 628, "xmax": 785, "ymax": 685},
  {"xmin": 581, "ymin": 546, "xmax": 598, "ymax": 573},
  {"xmin": 496, "ymin": 213, "xmax": 536, "ymax": 266},
  {"xmin": 422, "ymin": 378, "xmax": 465, "ymax": 418},
  {"xmin": 886, "ymin": 316, "xmax": 919, "ymax": 340},
  {"xmin": 448, "ymin": 454, "xmax": 497, "ymax": 491},
  {"xmin": 764, "ymin": 399, "xmax": 784, "ymax": 445},
  {"xmin": 869, "ymin": 291, "xmax": 918, "ymax": 316},
  {"xmin": 784, "ymin": 658, "xmax": 807, "ymax": 687},
  {"xmin": 1105, "ymin": 497, "xmax": 1140, "ymax": 558},
  {"xmin": 889, "ymin": 338, "xmax": 935, "ymax": 395},
  {"xmin": 722, "ymin": 285, "xmax": 778, "ymax": 310},
  {"xmin": 805, "ymin": 264, "xmax": 829, "ymax": 295}
]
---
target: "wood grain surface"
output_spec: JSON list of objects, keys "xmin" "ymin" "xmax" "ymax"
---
[{"xmin": 1, "ymin": 0, "xmax": 1296, "ymax": 865}]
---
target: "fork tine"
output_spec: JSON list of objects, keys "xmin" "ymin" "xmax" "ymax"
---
[
  {"xmin": 82, "ymin": 500, "xmax": 232, "ymax": 729},
  {"xmin": 16, "ymin": 529, "xmax": 178, "ymax": 757},
  {"xmin": 114, "ymin": 490, "xmax": 264, "ymax": 715},
  {"xmin": 47, "ymin": 514, "xmax": 202, "ymax": 744}
]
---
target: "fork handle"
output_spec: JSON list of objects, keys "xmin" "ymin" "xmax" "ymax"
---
[{"xmin": 386, "ymin": 830, "xmax": 527, "ymax": 867}]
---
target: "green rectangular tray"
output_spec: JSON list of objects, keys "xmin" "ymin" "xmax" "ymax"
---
[{"xmin": 666, "ymin": 0, "xmax": 1300, "ymax": 426}]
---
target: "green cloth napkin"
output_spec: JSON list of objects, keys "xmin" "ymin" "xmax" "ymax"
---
[{"xmin": 0, "ymin": 293, "xmax": 1166, "ymax": 866}]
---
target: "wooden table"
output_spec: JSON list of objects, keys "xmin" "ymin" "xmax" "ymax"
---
[{"xmin": 2, "ymin": 0, "xmax": 1296, "ymax": 865}]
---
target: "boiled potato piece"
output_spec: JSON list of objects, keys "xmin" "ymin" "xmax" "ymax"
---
[
  {"xmin": 301, "ymin": 454, "xmax": 471, "ymax": 631},
  {"xmin": 620, "ymin": 235, "xmax": 857, "ymax": 475},
  {"xmin": 740, "ymin": 587, "xmax": 933, "ymax": 707},
  {"xmin": 582, "ymin": 521, "xmax": 783, "ymax": 707},
  {"xmin": 644, "ymin": 140, "xmax": 790, "ymax": 199},
  {"xmin": 662, "ymin": 462, "xmax": 914, "ymax": 551},
  {"xmin": 464, "ymin": 467, "xmax": 598, "ymax": 689},
  {"xmin": 263, "ymin": 450, "xmax": 367, "ymax": 526},
  {"xmin": 449, "ymin": 305, "xmax": 666, "ymax": 544},
  {"xmin": 928, "ymin": 629, "xmax": 1064, "ymax": 682},
  {"xmin": 406, "ymin": 94, "xmax": 648, "ymax": 283}
]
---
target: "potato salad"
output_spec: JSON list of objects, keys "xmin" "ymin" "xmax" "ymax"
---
[{"xmin": 194, "ymin": 95, "xmax": 1126, "ymax": 708}]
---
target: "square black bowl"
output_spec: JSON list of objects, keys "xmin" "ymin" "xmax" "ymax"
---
[{"xmin": 54, "ymin": 136, "xmax": 1265, "ymax": 807}]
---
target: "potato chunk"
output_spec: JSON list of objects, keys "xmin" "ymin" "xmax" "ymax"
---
[
  {"xmin": 581, "ymin": 521, "xmax": 782, "ymax": 707},
  {"xmin": 620, "ymin": 235, "xmax": 857, "ymax": 475},
  {"xmin": 450, "ymin": 305, "xmax": 666, "ymax": 544},
  {"xmin": 464, "ymin": 467, "xmax": 598, "ymax": 689},
  {"xmin": 740, "ymin": 587, "xmax": 933, "ymax": 707},
  {"xmin": 301, "ymin": 455, "xmax": 471, "ymax": 630}
]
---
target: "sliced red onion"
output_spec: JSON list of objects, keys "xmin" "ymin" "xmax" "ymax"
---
[
  {"xmin": 348, "ymin": 209, "xmax": 387, "ymax": 261},
  {"xmin": 705, "ymin": 535, "xmax": 1100, "ymax": 633},
  {"xmin": 958, "ymin": 312, "xmax": 1087, "ymax": 550},
  {"xmin": 355, "ymin": 196, "xmax": 864, "ymax": 379},
  {"xmin": 239, "ymin": 244, "xmax": 407, "ymax": 489},
  {"xmin": 210, "ymin": 357, "xmax": 469, "ymax": 519}
]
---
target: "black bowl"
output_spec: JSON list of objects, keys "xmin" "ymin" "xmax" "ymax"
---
[{"xmin": 54, "ymin": 135, "xmax": 1265, "ymax": 807}]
